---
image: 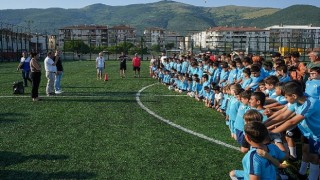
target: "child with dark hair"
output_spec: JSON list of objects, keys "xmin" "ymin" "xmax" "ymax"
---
[
  {"xmin": 271, "ymin": 81, "xmax": 320, "ymax": 180},
  {"xmin": 264, "ymin": 75, "xmax": 280, "ymax": 99},
  {"xmin": 230, "ymin": 121, "xmax": 286, "ymax": 180},
  {"xmin": 246, "ymin": 65, "xmax": 264, "ymax": 91},
  {"xmin": 228, "ymin": 84, "xmax": 243, "ymax": 139},
  {"xmin": 235, "ymin": 58, "xmax": 245, "ymax": 84},
  {"xmin": 262, "ymin": 60, "xmax": 276, "ymax": 78},
  {"xmin": 234, "ymin": 90, "xmax": 252, "ymax": 153},
  {"xmin": 249, "ymin": 92, "xmax": 268, "ymax": 122},
  {"xmin": 212, "ymin": 62, "xmax": 221, "ymax": 84},
  {"xmin": 305, "ymin": 67, "xmax": 320, "ymax": 99},
  {"xmin": 276, "ymin": 65, "xmax": 291, "ymax": 83},
  {"xmin": 241, "ymin": 68, "xmax": 252, "ymax": 90},
  {"xmin": 227, "ymin": 61, "xmax": 238, "ymax": 85},
  {"xmin": 219, "ymin": 62, "xmax": 229, "ymax": 87},
  {"xmin": 213, "ymin": 86, "xmax": 223, "ymax": 109}
]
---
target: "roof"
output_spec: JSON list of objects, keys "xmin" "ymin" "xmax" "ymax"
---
[
  {"xmin": 109, "ymin": 25, "xmax": 135, "ymax": 30},
  {"xmin": 265, "ymin": 25, "xmax": 320, "ymax": 30},
  {"xmin": 144, "ymin": 27, "xmax": 165, "ymax": 31},
  {"xmin": 59, "ymin": 25, "xmax": 108, "ymax": 30},
  {"xmin": 207, "ymin": 26, "xmax": 266, "ymax": 32}
]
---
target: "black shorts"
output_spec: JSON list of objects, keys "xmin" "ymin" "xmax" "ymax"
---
[
  {"xmin": 286, "ymin": 126, "xmax": 301, "ymax": 139},
  {"xmin": 120, "ymin": 63, "xmax": 126, "ymax": 70},
  {"xmin": 133, "ymin": 66, "xmax": 140, "ymax": 71}
]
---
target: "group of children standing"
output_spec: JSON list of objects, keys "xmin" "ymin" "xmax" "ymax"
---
[{"xmin": 150, "ymin": 51, "xmax": 320, "ymax": 179}]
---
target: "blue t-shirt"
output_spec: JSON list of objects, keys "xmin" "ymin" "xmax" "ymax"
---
[
  {"xmin": 236, "ymin": 67, "xmax": 244, "ymax": 81},
  {"xmin": 275, "ymin": 95, "xmax": 287, "ymax": 105},
  {"xmin": 305, "ymin": 79, "xmax": 320, "ymax": 99},
  {"xmin": 181, "ymin": 61, "xmax": 189, "ymax": 74},
  {"xmin": 295, "ymin": 97, "xmax": 320, "ymax": 140},
  {"xmin": 21, "ymin": 57, "xmax": 31, "ymax": 71},
  {"xmin": 278, "ymin": 74, "xmax": 291, "ymax": 83},
  {"xmin": 242, "ymin": 144, "xmax": 285, "ymax": 180},
  {"xmin": 199, "ymin": 81, "xmax": 210, "ymax": 97},
  {"xmin": 228, "ymin": 68, "xmax": 238, "ymax": 84},
  {"xmin": 212, "ymin": 68, "xmax": 221, "ymax": 84},
  {"xmin": 241, "ymin": 78, "xmax": 253, "ymax": 89},
  {"xmin": 176, "ymin": 63, "xmax": 182, "ymax": 73},
  {"xmin": 229, "ymin": 96, "xmax": 241, "ymax": 121},
  {"xmin": 220, "ymin": 94, "xmax": 229, "ymax": 110},
  {"xmin": 234, "ymin": 103, "xmax": 251, "ymax": 131},
  {"xmin": 163, "ymin": 74, "xmax": 171, "ymax": 84},
  {"xmin": 248, "ymin": 75, "xmax": 264, "ymax": 91},
  {"xmin": 219, "ymin": 69, "xmax": 229, "ymax": 87},
  {"xmin": 268, "ymin": 89, "xmax": 277, "ymax": 99}
]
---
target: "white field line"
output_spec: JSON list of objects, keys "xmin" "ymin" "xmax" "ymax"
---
[
  {"xmin": 0, "ymin": 94, "xmax": 186, "ymax": 98},
  {"xmin": 136, "ymin": 83, "xmax": 241, "ymax": 152}
]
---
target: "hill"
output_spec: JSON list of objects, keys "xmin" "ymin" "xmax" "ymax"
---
[
  {"xmin": 235, "ymin": 5, "xmax": 320, "ymax": 27},
  {"xmin": 0, "ymin": 1, "xmax": 319, "ymax": 35}
]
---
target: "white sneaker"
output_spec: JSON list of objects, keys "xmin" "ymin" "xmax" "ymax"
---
[{"xmin": 55, "ymin": 90, "xmax": 63, "ymax": 94}]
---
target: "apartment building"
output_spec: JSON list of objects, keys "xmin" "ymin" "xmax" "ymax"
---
[
  {"xmin": 266, "ymin": 25, "xmax": 320, "ymax": 49},
  {"xmin": 192, "ymin": 26, "xmax": 270, "ymax": 53},
  {"xmin": 58, "ymin": 25, "xmax": 108, "ymax": 48}
]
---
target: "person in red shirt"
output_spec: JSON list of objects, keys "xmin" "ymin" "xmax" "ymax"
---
[{"xmin": 132, "ymin": 53, "xmax": 141, "ymax": 78}]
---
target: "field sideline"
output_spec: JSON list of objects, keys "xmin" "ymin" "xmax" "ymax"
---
[{"xmin": 1, "ymin": 60, "xmax": 247, "ymax": 179}]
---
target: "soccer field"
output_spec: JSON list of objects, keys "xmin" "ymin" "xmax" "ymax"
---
[{"xmin": 1, "ymin": 60, "xmax": 246, "ymax": 179}]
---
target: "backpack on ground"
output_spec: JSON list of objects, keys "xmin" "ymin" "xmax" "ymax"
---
[{"xmin": 13, "ymin": 81, "xmax": 24, "ymax": 94}]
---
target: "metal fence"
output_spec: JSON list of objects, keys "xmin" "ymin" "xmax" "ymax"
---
[{"xmin": 1, "ymin": 25, "xmax": 319, "ymax": 62}]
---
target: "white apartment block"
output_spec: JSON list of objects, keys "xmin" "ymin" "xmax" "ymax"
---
[
  {"xmin": 265, "ymin": 25, "xmax": 320, "ymax": 49},
  {"xmin": 58, "ymin": 25, "xmax": 109, "ymax": 49},
  {"xmin": 192, "ymin": 26, "xmax": 270, "ymax": 54},
  {"xmin": 143, "ymin": 27, "xmax": 165, "ymax": 46},
  {"xmin": 108, "ymin": 25, "xmax": 136, "ymax": 46}
]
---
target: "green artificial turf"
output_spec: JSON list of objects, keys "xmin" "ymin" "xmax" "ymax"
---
[{"xmin": 0, "ymin": 60, "xmax": 255, "ymax": 179}]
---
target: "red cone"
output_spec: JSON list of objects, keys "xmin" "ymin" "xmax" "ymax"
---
[{"xmin": 104, "ymin": 73, "xmax": 109, "ymax": 81}]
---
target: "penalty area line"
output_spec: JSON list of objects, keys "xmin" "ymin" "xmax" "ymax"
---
[{"xmin": 136, "ymin": 83, "xmax": 240, "ymax": 152}]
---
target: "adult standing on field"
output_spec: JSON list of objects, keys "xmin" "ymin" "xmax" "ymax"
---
[
  {"xmin": 54, "ymin": 50, "xmax": 64, "ymax": 94},
  {"xmin": 96, "ymin": 52, "xmax": 105, "ymax": 80},
  {"xmin": 118, "ymin": 52, "xmax": 128, "ymax": 78},
  {"xmin": 44, "ymin": 51, "xmax": 58, "ymax": 96},
  {"xmin": 17, "ymin": 51, "xmax": 32, "ymax": 87},
  {"xmin": 132, "ymin": 53, "xmax": 141, "ymax": 78},
  {"xmin": 29, "ymin": 52, "xmax": 41, "ymax": 102}
]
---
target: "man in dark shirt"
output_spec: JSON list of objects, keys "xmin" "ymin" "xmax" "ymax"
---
[
  {"xmin": 118, "ymin": 52, "xmax": 128, "ymax": 78},
  {"xmin": 54, "ymin": 50, "xmax": 64, "ymax": 94}
]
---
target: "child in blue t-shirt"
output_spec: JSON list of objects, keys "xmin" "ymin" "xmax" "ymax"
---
[
  {"xmin": 264, "ymin": 82, "xmax": 287, "ymax": 115},
  {"xmin": 234, "ymin": 90, "xmax": 252, "ymax": 152},
  {"xmin": 241, "ymin": 68, "xmax": 252, "ymax": 90},
  {"xmin": 219, "ymin": 62, "xmax": 229, "ymax": 87},
  {"xmin": 212, "ymin": 62, "xmax": 221, "ymax": 84},
  {"xmin": 246, "ymin": 65, "xmax": 264, "ymax": 91},
  {"xmin": 203, "ymin": 86, "xmax": 214, "ymax": 108},
  {"xmin": 264, "ymin": 75, "xmax": 279, "ymax": 99},
  {"xmin": 235, "ymin": 58, "xmax": 244, "ymax": 84},
  {"xmin": 227, "ymin": 61, "xmax": 238, "ymax": 85},
  {"xmin": 276, "ymin": 65, "xmax": 291, "ymax": 83},
  {"xmin": 271, "ymin": 81, "xmax": 320, "ymax": 180},
  {"xmin": 305, "ymin": 67, "xmax": 320, "ymax": 99},
  {"xmin": 228, "ymin": 84, "xmax": 243, "ymax": 139},
  {"xmin": 230, "ymin": 121, "xmax": 286, "ymax": 180}
]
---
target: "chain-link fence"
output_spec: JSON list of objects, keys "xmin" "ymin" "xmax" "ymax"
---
[{"xmin": 1, "ymin": 25, "xmax": 319, "ymax": 62}]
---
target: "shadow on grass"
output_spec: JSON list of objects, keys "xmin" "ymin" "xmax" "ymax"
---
[
  {"xmin": 0, "ymin": 170, "xmax": 96, "ymax": 179},
  {"xmin": 0, "ymin": 113, "xmax": 27, "ymax": 124},
  {"xmin": 0, "ymin": 151, "xmax": 69, "ymax": 167},
  {"xmin": 0, "ymin": 151, "xmax": 97, "ymax": 179}
]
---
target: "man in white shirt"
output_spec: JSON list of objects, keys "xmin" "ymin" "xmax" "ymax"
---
[
  {"xmin": 44, "ymin": 51, "xmax": 57, "ymax": 96},
  {"xmin": 96, "ymin": 52, "xmax": 105, "ymax": 80}
]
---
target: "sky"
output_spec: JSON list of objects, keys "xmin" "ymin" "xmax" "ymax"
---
[{"xmin": 0, "ymin": 0, "xmax": 319, "ymax": 10}]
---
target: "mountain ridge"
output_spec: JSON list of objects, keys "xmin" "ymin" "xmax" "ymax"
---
[{"xmin": 0, "ymin": 1, "xmax": 319, "ymax": 35}]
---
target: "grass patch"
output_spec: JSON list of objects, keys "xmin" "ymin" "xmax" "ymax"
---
[{"xmin": 1, "ymin": 60, "xmax": 244, "ymax": 179}]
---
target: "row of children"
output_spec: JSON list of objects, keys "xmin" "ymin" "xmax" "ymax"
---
[{"xmin": 150, "ymin": 51, "xmax": 320, "ymax": 179}]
